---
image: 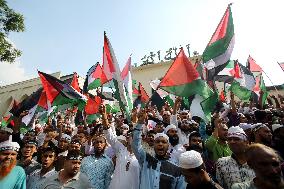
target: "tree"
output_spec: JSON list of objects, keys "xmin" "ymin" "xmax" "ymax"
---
[{"xmin": 0, "ymin": 0, "xmax": 24, "ymax": 63}]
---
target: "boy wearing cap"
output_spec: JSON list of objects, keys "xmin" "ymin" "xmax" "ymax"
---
[
  {"xmin": 179, "ymin": 150, "xmax": 222, "ymax": 189},
  {"xmin": 41, "ymin": 150, "xmax": 92, "ymax": 189},
  {"xmin": 0, "ymin": 139, "xmax": 26, "ymax": 189},
  {"xmin": 216, "ymin": 126, "xmax": 255, "ymax": 189},
  {"xmin": 27, "ymin": 142, "xmax": 58, "ymax": 189},
  {"xmin": 132, "ymin": 109, "xmax": 184, "ymax": 189},
  {"xmin": 18, "ymin": 140, "xmax": 40, "ymax": 176}
]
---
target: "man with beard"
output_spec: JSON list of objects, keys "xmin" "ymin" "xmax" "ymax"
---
[
  {"xmin": 186, "ymin": 131, "xmax": 215, "ymax": 177},
  {"xmin": 232, "ymin": 143, "xmax": 284, "ymax": 189},
  {"xmin": 205, "ymin": 118, "xmax": 232, "ymax": 162},
  {"xmin": 179, "ymin": 150, "xmax": 222, "ymax": 189},
  {"xmin": 42, "ymin": 150, "xmax": 92, "ymax": 188},
  {"xmin": 216, "ymin": 126, "xmax": 255, "ymax": 189},
  {"xmin": 272, "ymin": 124, "xmax": 284, "ymax": 159},
  {"xmin": 81, "ymin": 135, "xmax": 114, "ymax": 189},
  {"xmin": 165, "ymin": 124, "xmax": 186, "ymax": 164},
  {"xmin": 27, "ymin": 142, "xmax": 58, "ymax": 189},
  {"xmin": 132, "ymin": 109, "xmax": 184, "ymax": 189},
  {"xmin": 142, "ymin": 130, "xmax": 156, "ymax": 157},
  {"xmin": 17, "ymin": 140, "xmax": 40, "ymax": 176},
  {"xmin": 252, "ymin": 123, "xmax": 272, "ymax": 146},
  {"xmin": 0, "ymin": 139, "xmax": 25, "ymax": 189},
  {"xmin": 55, "ymin": 134, "xmax": 71, "ymax": 171}
]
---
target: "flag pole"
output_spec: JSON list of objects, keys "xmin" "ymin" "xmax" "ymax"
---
[{"xmin": 261, "ymin": 70, "xmax": 279, "ymax": 93}]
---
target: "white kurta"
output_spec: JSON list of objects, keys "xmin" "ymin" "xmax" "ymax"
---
[{"xmin": 104, "ymin": 128, "xmax": 140, "ymax": 189}]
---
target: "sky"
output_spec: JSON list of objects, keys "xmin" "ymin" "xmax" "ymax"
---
[{"xmin": 1, "ymin": 0, "xmax": 284, "ymax": 86}]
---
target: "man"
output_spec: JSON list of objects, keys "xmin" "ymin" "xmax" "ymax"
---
[
  {"xmin": 165, "ymin": 124, "xmax": 186, "ymax": 164},
  {"xmin": 179, "ymin": 150, "xmax": 222, "ymax": 189},
  {"xmin": 0, "ymin": 138, "xmax": 26, "ymax": 189},
  {"xmin": 232, "ymin": 143, "xmax": 284, "ymax": 189},
  {"xmin": 142, "ymin": 130, "xmax": 156, "ymax": 157},
  {"xmin": 205, "ymin": 117, "xmax": 232, "ymax": 162},
  {"xmin": 27, "ymin": 142, "xmax": 58, "ymax": 189},
  {"xmin": 0, "ymin": 127, "xmax": 13, "ymax": 143},
  {"xmin": 81, "ymin": 135, "xmax": 114, "ymax": 189},
  {"xmin": 239, "ymin": 123, "xmax": 253, "ymax": 142},
  {"xmin": 253, "ymin": 123, "xmax": 272, "ymax": 146},
  {"xmin": 55, "ymin": 134, "xmax": 71, "ymax": 171},
  {"xmin": 272, "ymin": 124, "xmax": 284, "ymax": 159},
  {"xmin": 132, "ymin": 109, "xmax": 184, "ymax": 189},
  {"xmin": 18, "ymin": 140, "xmax": 40, "ymax": 176},
  {"xmin": 216, "ymin": 126, "xmax": 255, "ymax": 189},
  {"xmin": 100, "ymin": 104, "xmax": 140, "ymax": 189},
  {"xmin": 42, "ymin": 150, "xmax": 92, "ymax": 188}
]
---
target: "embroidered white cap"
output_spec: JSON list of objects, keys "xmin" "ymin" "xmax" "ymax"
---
[
  {"xmin": 272, "ymin": 124, "xmax": 284, "ymax": 132},
  {"xmin": 154, "ymin": 133, "xmax": 169, "ymax": 142},
  {"xmin": 0, "ymin": 138, "xmax": 20, "ymax": 152},
  {"xmin": 61, "ymin": 134, "xmax": 72, "ymax": 143},
  {"xmin": 179, "ymin": 150, "xmax": 203, "ymax": 169},
  {"xmin": 164, "ymin": 124, "xmax": 177, "ymax": 134},
  {"xmin": 239, "ymin": 123, "xmax": 252, "ymax": 131},
  {"xmin": 228, "ymin": 126, "xmax": 247, "ymax": 140},
  {"xmin": 0, "ymin": 127, "xmax": 13, "ymax": 134}
]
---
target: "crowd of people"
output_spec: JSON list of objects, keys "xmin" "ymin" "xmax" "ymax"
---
[{"xmin": 0, "ymin": 92, "xmax": 284, "ymax": 189}]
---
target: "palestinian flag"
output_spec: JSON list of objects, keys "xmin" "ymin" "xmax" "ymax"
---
[
  {"xmin": 215, "ymin": 60, "xmax": 236, "ymax": 82},
  {"xmin": 219, "ymin": 89, "xmax": 226, "ymax": 102},
  {"xmin": 103, "ymin": 32, "xmax": 130, "ymax": 119},
  {"xmin": 278, "ymin": 62, "xmax": 284, "ymax": 72},
  {"xmin": 202, "ymin": 4, "xmax": 235, "ymax": 81},
  {"xmin": 133, "ymin": 83, "xmax": 150, "ymax": 108},
  {"xmin": 71, "ymin": 72, "xmax": 81, "ymax": 92},
  {"xmin": 159, "ymin": 48, "xmax": 213, "ymax": 99},
  {"xmin": 150, "ymin": 79, "xmax": 168, "ymax": 99},
  {"xmin": 247, "ymin": 55, "xmax": 262, "ymax": 76},
  {"xmin": 200, "ymin": 92, "xmax": 219, "ymax": 122},
  {"xmin": 84, "ymin": 94, "xmax": 102, "ymax": 124},
  {"xmin": 83, "ymin": 63, "xmax": 108, "ymax": 93},
  {"xmin": 121, "ymin": 56, "xmax": 133, "ymax": 111},
  {"xmin": 38, "ymin": 71, "xmax": 87, "ymax": 111},
  {"xmin": 10, "ymin": 88, "xmax": 43, "ymax": 117},
  {"xmin": 1, "ymin": 115, "xmax": 14, "ymax": 127},
  {"xmin": 253, "ymin": 74, "xmax": 268, "ymax": 106},
  {"xmin": 229, "ymin": 63, "xmax": 256, "ymax": 101}
]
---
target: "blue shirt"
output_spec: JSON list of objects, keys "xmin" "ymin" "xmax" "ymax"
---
[
  {"xmin": 81, "ymin": 154, "xmax": 114, "ymax": 189},
  {"xmin": 0, "ymin": 166, "xmax": 26, "ymax": 189},
  {"xmin": 132, "ymin": 124, "xmax": 185, "ymax": 189}
]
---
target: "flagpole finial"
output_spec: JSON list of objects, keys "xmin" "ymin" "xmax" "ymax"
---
[
  {"xmin": 104, "ymin": 31, "xmax": 106, "ymax": 35},
  {"xmin": 228, "ymin": 2, "xmax": 233, "ymax": 6}
]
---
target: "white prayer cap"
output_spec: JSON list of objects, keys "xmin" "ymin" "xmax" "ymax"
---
[
  {"xmin": 252, "ymin": 123, "xmax": 270, "ymax": 133},
  {"xmin": 61, "ymin": 134, "xmax": 71, "ymax": 143},
  {"xmin": 0, "ymin": 127, "xmax": 13, "ymax": 134},
  {"xmin": 154, "ymin": 133, "xmax": 169, "ymax": 142},
  {"xmin": 164, "ymin": 124, "xmax": 177, "ymax": 134},
  {"xmin": 228, "ymin": 126, "xmax": 247, "ymax": 140},
  {"xmin": 0, "ymin": 138, "xmax": 20, "ymax": 152},
  {"xmin": 272, "ymin": 124, "xmax": 284, "ymax": 132},
  {"xmin": 239, "ymin": 123, "xmax": 252, "ymax": 131},
  {"xmin": 121, "ymin": 124, "xmax": 129, "ymax": 130},
  {"xmin": 117, "ymin": 135, "xmax": 127, "ymax": 142},
  {"xmin": 179, "ymin": 150, "xmax": 203, "ymax": 169}
]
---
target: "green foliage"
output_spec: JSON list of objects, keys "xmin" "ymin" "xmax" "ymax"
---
[{"xmin": 0, "ymin": 0, "xmax": 24, "ymax": 63}]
